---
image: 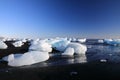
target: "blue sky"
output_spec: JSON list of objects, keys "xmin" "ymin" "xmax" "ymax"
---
[{"xmin": 0, "ymin": 0, "xmax": 120, "ymax": 38}]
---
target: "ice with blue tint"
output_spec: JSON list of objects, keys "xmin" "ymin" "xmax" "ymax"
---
[
  {"xmin": 7, "ymin": 51, "xmax": 49, "ymax": 67},
  {"xmin": 52, "ymin": 40, "xmax": 70, "ymax": 51},
  {"xmin": 104, "ymin": 39, "xmax": 113, "ymax": 44},
  {"xmin": 104, "ymin": 39, "xmax": 120, "ymax": 46}
]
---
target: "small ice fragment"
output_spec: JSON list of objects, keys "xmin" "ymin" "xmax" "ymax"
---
[
  {"xmin": 100, "ymin": 59, "xmax": 107, "ymax": 62},
  {"xmin": 70, "ymin": 71, "xmax": 78, "ymax": 76}
]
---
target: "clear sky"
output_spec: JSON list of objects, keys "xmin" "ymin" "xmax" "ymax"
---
[{"xmin": 0, "ymin": 0, "xmax": 120, "ymax": 38}]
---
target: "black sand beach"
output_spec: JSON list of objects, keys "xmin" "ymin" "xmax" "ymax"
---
[
  {"xmin": 0, "ymin": 40, "xmax": 120, "ymax": 80},
  {"xmin": 1, "ymin": 62, "xmax": 120, "ymax": 80}
]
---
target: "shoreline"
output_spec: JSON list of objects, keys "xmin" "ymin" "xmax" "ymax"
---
[{"xmin": 0, "ymin": 62, "xmax": 120, "ymax": 80}]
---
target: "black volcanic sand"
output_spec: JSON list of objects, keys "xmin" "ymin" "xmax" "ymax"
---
[{"xmin": 0, "ymin": 62, "xmax": 120, "ymax": 80}]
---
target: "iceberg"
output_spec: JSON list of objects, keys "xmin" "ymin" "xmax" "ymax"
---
[
  {"xmin": 98, "ymin": 39, "xmax": 104, "ymax": 43},
  {"xmin": 104, "ymin": 39, "xmax": 113, "ymax": 44},
  {"xmin": 0, "ymin": 41, "xmax": 8, "ymax": 49},
  {"xmin": 67, "ymin": 43, "xmax": 87, "ymax": 54},
  {"xmin": 7, "ymin": 51, "xmax": 49, "ymax": 67},
  {"xmin": 12, "ymin": 41, "xmax": 24, "ymax": 47},
  {"xmin": 52, "ymin": 40, "xmax": 70, "ymax": 51},
  {"xmin": 21, "ymin": 38, "xmax": 27, "ymax": 43},
  {"xmin": 77, "ymin": 38, "xmax": 86, "ymax": 43},
  {"xmin": 71, "ymin": 38, "xmax": 77, "ymax": 42},
  {"xmin": 100, "ymin": 59, "xmax": 107, "ymax": 62},
  {"xmin": 62, "ymin": 47, "xmax": 74, "ymax": 56},
  {"xmin": 6, "ymin": 38, "xmax": 12, "ymax": 41},
  {"xmin": 29, "ymin": 40, "xmax": 52, "ymax": 52},
  {"xmin": 2, "ymin": 54, "xmax": 22, "ymax": 61},
  {"xmin": 104, "ymin": 39, "xmax": 120, "ymax": 46},
  {"xmin": 46, "ymin": 39, "xmax": 60, "ymax": 45}
]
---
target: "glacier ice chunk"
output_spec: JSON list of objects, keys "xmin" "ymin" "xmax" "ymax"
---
[
  {"xmin": 12, "ymin": 41, "xmax": 24, "ymax": 47},
  {"xmin": 29, "ymin": 40, "xmax": 52, "ymax": 52},
  {"xmin": 104, "ymin": 39, "xmax": 120, "ymax": 46},
  {"xmin": 98, "ymin": 39, "xmax": 104, "ymax": 43},
  {"xmin": 52, "ymin": 40, "xmax": 70, "ymax": 51},
  {"xmin": 77, "ymin": 38, "xmax": 86, "ymax": 43},
  {"xmin": 67, "ymin": 43, "xmax": 87, "ymax": 54},
  {"xmin": 7, "ymin": 51, "xmax": 49, "ymax": 67},
  {"xmin": 0, "ymin": 41, "xmax": 8, "ymax": 49},
  {"xmin": 62, "ymin": 47, "xmax": 74, "ymax": 56}
]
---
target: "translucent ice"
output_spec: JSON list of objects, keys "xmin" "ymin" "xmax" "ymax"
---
[
  {"xmin": 67, "ymin": 43, "xmax": 87, "ymax": 54},
  {"xmin": 62, "ymin": 47, "xmax": 74, "ymax": 56},
  {"xmin": 7, "ymin": 51, "xmax": 49, "ymax": 67}
]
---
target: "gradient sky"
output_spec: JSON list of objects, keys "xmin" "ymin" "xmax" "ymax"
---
[{"xmin": 0, "ymin": 0, "xmax": 120, "ymax": 38}]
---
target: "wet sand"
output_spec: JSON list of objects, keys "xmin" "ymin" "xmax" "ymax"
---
[{"xmin": 0, "ymin": 62, "xmax": 120, "ymax": 80}]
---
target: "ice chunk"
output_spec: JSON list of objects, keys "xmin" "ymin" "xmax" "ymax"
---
[
  {"xmin": 7, "ymin": 51, "xmax": 49, "ymax": 67},
  {"xmin": 26, "ymin": 38, "xmax": 32, "ymax": 42},
  {"xmin": 0, "ymin": 38, "xmax": 6, "ymax": 42},
  {"xmin": 62, "ymin": 47, "xmax": 74, "ymax": 56},
  {"xmin": 71, "ymin": 38, "xmax": 77, "ymax": 42},
  {"xmin": 29, "ymin": 40, "xmax": 52, "ymax": 52},
  {"xmin": 112, "ymin": 39, "xmax": 120, "ymax": 46},
  {"xmin": 68, "ymin": 38, "xmax": 72, "ymax": 42},
  {"xmin": 2, "ymin": 54, "xmax": 22, "ymax": 61},
  {"xmin": 8, "ymin": 54, "xmax": 14, "ymax": 62},
  {"xmin": 77, "ymin": 38, "xmax": 86, "ymax": 43},
  {"xmin": 0, "ymin": 41, "xmax": 8, "ymax": 49},
  {"xmin": 6, "ymin": 38, "xmax": 12, "ymax": 41},
  {"xmin": 12, "ymin": 41, "xmax": 24, "ymax": 47},
  {"xmin": 104, "ymin": 39, "xmax": 120, "ymax": 46},
  {"xmin": 21, "ymin": 38, "xmax": 27, "ymax": 43},
  {"xmin": 70, "ymin": 71, "xmax": 78, "ymax": 76},
  {"xmin": 52, "ymin": 40, "xmax": 70, "ymax": 51},
  {"xmin": 104, "ymin": 39, "xmax": 113, "ymax": 44},
  {"xmin": 46, "ymin": 39, "xmax": 60, "ymax": 45},
  {"xmin": 98, "ymin": 39, "xmax": 104, "ymax": 43},
  {"xmin": 12, "ymin": 38, "xmax": 17, "ymax": 41},
  {"xmin": 67, "ymin": 43, "xmax": 87, "ymax": 54},
  {"xmin": 100, "ymin": 59, "xmax": 107, "ymax": 62}
]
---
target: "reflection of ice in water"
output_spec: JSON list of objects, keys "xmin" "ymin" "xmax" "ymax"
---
[
  {"xmin": 66, "ymin": 54, "xmax": 87, "ymax": 64},
  {"xmin": 74, "ymin": 54, "xmax": 87, "ymax": 63},
  {"xmin": 67, "ymin": 59, "xmax": 74, "ymax": 64},
  {"xmin": 20, "ymin": 62, "xmax": 49, "ymax": 68}
]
